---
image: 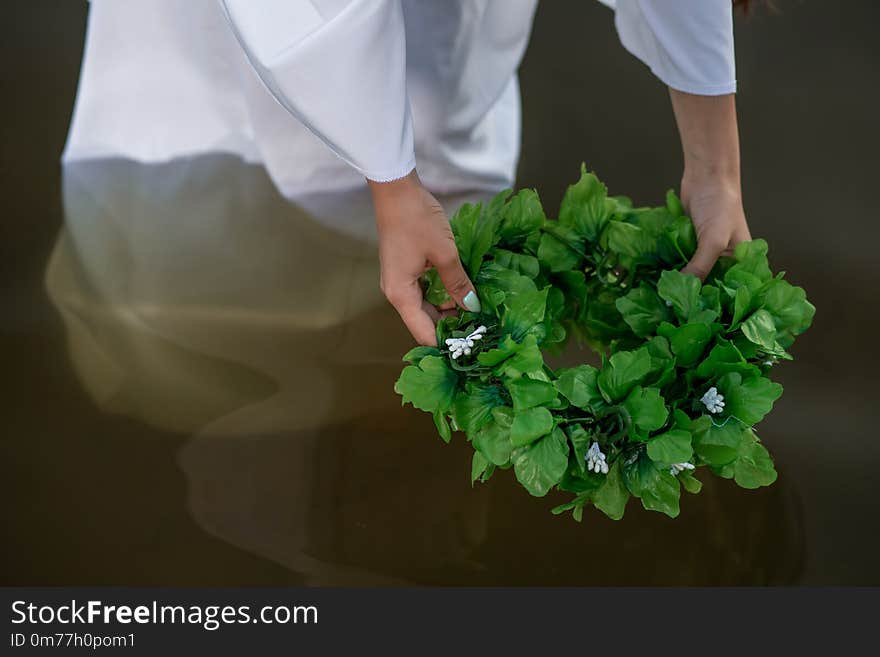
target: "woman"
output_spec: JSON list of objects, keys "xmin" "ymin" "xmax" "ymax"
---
[{"xmin": 65, "ymin": 0, "xmax": 751, "ymax": 346}]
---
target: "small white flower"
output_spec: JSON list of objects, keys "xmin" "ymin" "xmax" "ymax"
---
[
  {"xmin": 586, "ymin": 442, "xmax": 609, "ymax": 475},
  {"xmin": 445, "ymin": 326, "xmax": 487, "ymax": 360},
  {"xmin": 670, "ymin": 462, "xmax": 695, "ymax": 476},
  {"xmin": 700, "ymin": 386, "xmax": 725, "ymax": 414}
]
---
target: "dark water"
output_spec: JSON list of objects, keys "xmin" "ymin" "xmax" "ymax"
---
[{"xmin": 3, "ymin": 1, "xmax": 879, "ymax": 585}]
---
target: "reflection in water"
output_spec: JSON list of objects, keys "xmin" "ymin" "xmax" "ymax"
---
[{"xmin": 46, "ymin": 155, "xmax": 804, "ymax": 584}]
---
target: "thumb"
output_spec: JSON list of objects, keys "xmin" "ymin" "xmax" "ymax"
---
[
  {"xmin": 681, "ymin": 235, "xmax": 726, "ymax": 281},
  {"xmin": 433, "ymin": 246, "xmax": 482, "ymax": 313}
]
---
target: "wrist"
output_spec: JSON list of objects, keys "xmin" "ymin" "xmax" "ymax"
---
[
  {"xmin": 680, "ymin": 170, "xmax": 743, "ymax": 211},
  {"xmin": 682, "ymin": 159, "xmax": 740, "ymax": 186},
  {"xmin": 367, "ymin": 168, "xmax": 420, "ymax": 203},
  {"xmin": 682, "ymin": 165, "xmax": 741, "ymax": 197},
  {"xmin": 668, "ymin": 89, "xmax": 742, "ymax": 198}
]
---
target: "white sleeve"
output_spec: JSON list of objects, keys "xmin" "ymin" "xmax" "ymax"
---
[
  {"xmin": 609, "ymin": 0, "xmax": 736, "ymax": 96},
  {"xmin": 219, "ymin": 0, "xmax": 415, "ymax": 182}
]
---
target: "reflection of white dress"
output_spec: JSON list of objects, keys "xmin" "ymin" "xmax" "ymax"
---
[
  {"xmin": 49, "ymin": 155, "xmax": 495, "ymax": 584},
  {"xmin": 64, "ymin": 0, "xmax": 735, "ymax": 197}
]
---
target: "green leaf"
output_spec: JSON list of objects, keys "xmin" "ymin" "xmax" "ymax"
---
[
  {"xmin": 732, "ymin": 431, "xmax": 778, "ymax": 489},
  {"xmin": 394, "ymin": 356, "xmax": 458, "ymax": 413},
  {"xmin": 500, "ymin": 336, "xmax": 545, "ymax": 378},
  {"xmin": 605, "ymin": 221, "xmax": 656, "ymax": 259},
  {"xmin": 623, "ymin": 454, "xmax": 681, "ymax": 518},
  {"xmin": 608, "ymin": 194, "xmax": 634, "ymax": 214},
  {"xmin": 499, "ymin": 188, "xmax": 545, "ymax": 245},
  {"xmin": 422, "ymin": 268, "xmax": 453, "ymax": 306},
  {"xmin": 476, "ymin": 335, "xmax": 521, "ymax": 366},
  {"xmin": 451, "ymin": 383, "xmax": 505, "ymax": 436},
  {"xmin": 551, "ymin": 496, "xmax": 587, "ymax": 518},
  {"xmin": 693, "ymin": 419, "xmax": 744, "ymax": 466},
  {"xmin": 622, "ymin": 386, "xmax": 669, "ymax": 433},
  {"xmin": 509, "ymin": 406, "xmax": 554, "ymax": 447},
  {"xmin": 672, "ymin": 215, "xmax": 697, "ymax": 256},
  {"xmin": 471, "ymin": 451, "xmax": 491, "ymax": 484},
  {"xmin": 451, "ymin": 202, "xmax": 500, "ymax": 277},
  {"xmin": 733, "ymin": 239, "xmax": 772, "ymax": 282},
  {"xmin": 566, "ymin": 424, "xmax": 592, "ymax": 476},
  {"xmin": 657, "ymin": 321, "xmax": 713, "ymax": 368},
  {"xmin": 560, "ymin": 463, "xmax": 605, "ymax": 495},
  {"xmin": 657, "ymin": 269, "xmax": 702, "ymax": 323},
  {"xmin": 660, "ymin": 215, "xmax": 697, "ymax": 264},
  {"xmin": 592, "ymin": 460, "xmax": 629, "ymax": 519},
  {"xmin": 492, "ymin": 248, "xmax": 540, "ymax": 278},
  {"xmin": 699, "ymin": 285, "xmax": 722, "ymax": 323},
  {"xmin": 730, "ymin": 284, "xmax": 754, "ymax": 329},
  {"xmin": 544, "ymin": 285, "xmax": 566, "ymax": 322},
  {"xmin": 696, "ymin": 340, "xmax": 761, "ymax": 380},
  {"xmin": 477, "ymin": 263, "xmax": 537, "ymax": 297},
  {"xmin": 554, "ymin": 270, "xmax": 588, "ymax": 307},
  {"xmin": 717, "ymin": 372, "xmax": 784, "ymax": 426},
  {"xmin": 731, "ymin": 334, "xmax": 762, "ymax": 360},
  {"xmin": 711, "ymin": 461, "xmax": 735, "ymax": 479},
  {"xmin": 616, "ymin": 284, "xmax": 673, "ymax": 338},
  {"xmin": 402, "ymin": 345, "xmax": 441, "ymax": 364},
  {"xmin": 679, "ymin": 471, "xmax": 703, "ymax": 494},
  {"xmin": 666, "ymin": 189, "xmax": 685, "ymax": 218},
  {"xmin": 502, "ymin": 287, "xmax": 549, "ymax": 341},
  {"xmin": 477, "ymin": 334, "xmax": 544, "ymax": 378},
  {"xmin": 672, "ymin": 408, "xmax": 704, "ymax": 431},
  {"xmin": 597, "ymin": 347, "xmax": 651, "ymax": 402},
  {"xmin": 760, "ymin": 279, "xmax": 816, "ymax": 348},
  {"xmin": 433, "ymin": 411, "xmax": 452, "ymax": 443},
  {"xmin": 558, "ymin": 166, "xmax": 610, "ymax": 242},
  {"xmin": 512, "ymin": 426, "xmax": 569, "ymax": 497},
  {"xmin": 537, "ymin": 231, "xmax": 582, "ymax": 273},
  {"xmin": 472, "ymin": 407, "xmax": 514, "ymax": 465},
  {"xmin": 646, "ymin": 429, "xmax": 693, "ymax": 464},
  {"xmin": 740, "ymin": 309, "xmax": 786, "ymax": 356},
  {"xmin": 554, "ymin": 365, "xmax": 602, "ymax": 410},
  {"xmin": 723, "ymin": 267, "xmax": 764, "ymax": 296},
  {"xmin": 506, "ymin": 378, "xmax": 557, "ymax": 411}
]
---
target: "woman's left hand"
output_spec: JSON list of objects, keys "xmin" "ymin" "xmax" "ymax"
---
[
  {"xmin": 667, "ymin": 89, "xmax": 752, "ymax": 280},
  {"xmin": 680, "ymin": 173, "xmax": 752, "ymax": 279}
]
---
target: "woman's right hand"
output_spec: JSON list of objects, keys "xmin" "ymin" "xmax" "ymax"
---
[{"xmin": 369, "ymin": 171, "xmax": 481, "ymax": 346}]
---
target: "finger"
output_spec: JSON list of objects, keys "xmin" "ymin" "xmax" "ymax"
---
[
  {"xmin": 423, "ymin": 302, "xmax": 462, "ymax": 327},
  {"xmin": 422, "ymin": 300, "xmax": 441, "ymax": 322},
  {"xmin": 731, "ymin": 223, "xmax": 752, "ymax": 245},
  {"xmin": 436, "ymin": 298, "xmax": 457, "ymax": 311},
  {"xmin": 682, "ymin": 235, "xmax": 726, "ymax": 281},
  {"xmin": 432, "ymin": 245, "xmax": 482, "ymax": 313},
  {"xmin": 384, "ymin": 279, "xmax": 439, "ymax": 346},
  {"xmin": 721, "ymin": 225, "xmax": 752, "ymax": 257}
]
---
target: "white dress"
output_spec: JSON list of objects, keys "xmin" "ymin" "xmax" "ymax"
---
[{"xmin": 63, "ymin": 0, "xmax": 736, "ymax": 197}]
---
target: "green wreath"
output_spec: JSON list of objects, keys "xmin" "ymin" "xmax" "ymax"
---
[{"xmin": 394, "ymin": 167, "xmax": 815, "ymax": 520}]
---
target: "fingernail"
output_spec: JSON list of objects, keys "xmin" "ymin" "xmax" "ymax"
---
[{"xmin": 463, "ymin": 291, "xmax": 481, "ymax": 313}]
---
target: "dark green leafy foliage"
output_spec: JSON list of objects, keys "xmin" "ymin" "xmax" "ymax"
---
[{"xmin": 396, "ymin": 167, "xmax": 815, "ymax": 520}]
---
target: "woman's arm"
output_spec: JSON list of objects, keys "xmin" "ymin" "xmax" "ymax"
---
[
  {"xmin": 609, "ymin": 0, "xmax": 747, "ymax": 277},
  {"xmin": 369, "ymin": 172, "xmax": 480, "ymax": 346},
  {"xmin": 669, "ymin": 89, "xmax": 751, "ymax": 279}
]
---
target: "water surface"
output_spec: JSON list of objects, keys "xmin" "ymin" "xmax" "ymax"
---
[{"xmin": 3, "ymin": 0, "xmax": 879, "ymax": 585}]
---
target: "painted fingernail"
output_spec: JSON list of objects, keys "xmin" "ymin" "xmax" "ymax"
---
[{"xmin": 463, "ymin": 291, "xmax": 482, "ymax": 313}]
